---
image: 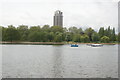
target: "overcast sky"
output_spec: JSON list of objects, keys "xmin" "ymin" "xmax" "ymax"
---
[{"xmin": 0, "ymin": 0, "xmax": 119, "ymax": 32}]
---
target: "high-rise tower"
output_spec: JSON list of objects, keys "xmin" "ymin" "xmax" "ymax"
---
[{"xmin": 53, "ymin": 10, "xmax": 63, "ymax": 27}]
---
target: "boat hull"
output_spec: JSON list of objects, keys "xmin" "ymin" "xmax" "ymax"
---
[
  {"xmin": 90, "ymin": 44, "xmax": 103, "ymax": 47},
  {"xmin": 71, "ymin": 45, "xmax": 78, "ymax": 47}
]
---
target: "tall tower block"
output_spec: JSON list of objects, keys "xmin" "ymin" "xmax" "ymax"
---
[{"xmin": 53, "ymin": 10, "xmax": 63, "ymax": 27}]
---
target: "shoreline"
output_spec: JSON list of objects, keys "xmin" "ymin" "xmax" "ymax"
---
[{"xmin": 0, "ymin": 41, "xmax": 118, "ymax": 45}]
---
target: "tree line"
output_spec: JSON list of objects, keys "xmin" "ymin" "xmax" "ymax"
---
[{"xmin": 1, "ymin": 25, "xmax": 120, "ymax": 43}]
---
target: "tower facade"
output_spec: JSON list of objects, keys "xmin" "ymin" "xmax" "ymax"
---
[{"xmin": 53, "ymin": 10, "xmax": 63, "ymax": 27}]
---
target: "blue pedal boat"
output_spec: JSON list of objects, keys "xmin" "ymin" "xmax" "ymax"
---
[{"xmin": 71, "ymin": 44, "xmax": 78, "ymax": 47}]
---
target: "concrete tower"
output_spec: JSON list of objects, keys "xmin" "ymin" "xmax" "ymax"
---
[{"xmin": 53, "ymin": 10, "xmax": 63, "ymax": 27}]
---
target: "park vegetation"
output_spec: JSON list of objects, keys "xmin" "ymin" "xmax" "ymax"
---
[{"xmin": 0, "ymin": 25, "xmax": 120, "ymax": 43}]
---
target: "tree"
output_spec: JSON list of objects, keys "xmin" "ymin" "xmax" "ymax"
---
[
  {"xmin": 78, "ymin": 28, "xmax": 84, "ymax": 34},
  {"xmin": 80, "ymin": 34, "xmax": 89, "ymax": 43},
  {"xmin": 63, "ymin": 27, "xmax": 68, "ymax": 33},
  {"xmin": 100, "ymin": 36, "xmax": 110, "ymax": 43},
  {"xmin": 48, "ymin": 32, "xmax": 55, "ymax": 42},
  {"xmin": 42, "ymin": 32, "xmax": 49, "ymax": 42},
  {"xmin": 0, "ymin": 26, "xmax": 2, "ymax": 41},
  {"xmin": 69, "ymin": 27, "xmax": 78, "ymax": 34},
  {"xmin": 51, "ymin": 26, "xmax": 63, "ymax": 33},
  {"xmin": 65, "ymin": 32, "xmax": 72, "ymax": 42},
  {"xmin": 92, "ymin": 32, "xmax": 100, "ymax": 42},
  {"xmin": 107, "ymin": 26, "xmax": 111, "ymax": 38},
  {"xmin": 42, "ymin": 25, "xmax": 50, "ymax": 32},
  {"xmin": 85, "ymin": 27, "xmax": 94, "ymax": 41},
  {"xmin": 2, "ymin": 27, "xmax": 7, "ymax": 41},
  {"xmin": 29, "ymin": 26, "xmax": 41, "ymax": 32},
  {"xmin": 17, "ymin": 25, "xmax": 29, "ymax": 41},
  {"xmin": 28, "ymin": 32, "xmax": 41, "ymax": 42},
  {"xmin": 110, "ymin": 28, "xmax": 116, "ymax": 41},
  {"xmin": 98, "ymin": 27, "xmax": 104, "ymax": 38},
  {"xmin": 54, "ymin": 33, "xmax": 63, "ymax": 42},
  {"xmin": 104, "ymin": 29, "xmax": 108, "ymax": 36},
  {"xmin": 73, "ymin": 34, "xmax": 81, "ymax": 42},
  {"xmin": 4, "ymin": 25, "xmax": 20, "ymax": 42},
  {"xmin": 118, "ymin": 32, "xmax": 120, "ymax": 42},
  {"xmin": 104, "ymin": 26, "xmax": 112, "ymax": 38},
  {"xmin": 1, "ymin": 25, "xmax": 117, "ymax": 43}
]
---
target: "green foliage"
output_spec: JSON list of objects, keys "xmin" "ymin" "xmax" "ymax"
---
[
  {"xmin": 17, "ymin": 25, "xmax": 29, "ymax": 41},
  {"xmin": 73, "ymin": 34, "xmax": 81, "ymax": 42},
  {"xmin": 69, "ymin": 27, "xmax": 78, "ymax": 34},
  {"xmin": 29, "ymin": 26, "xmax": 41, "ymax": 32},
  {"xmin": 65, "ymin": 32, "xmax": 72, "ymax": 41},
  {"xmin": 3, "ymin": 25, "xmax": 20, "ymax": 42},
  {"xmin": 100, "ymin": 36, "xmax": 110, "ymax": 43},
  {"xmin": 118, "ymin": 32, "xmax": 120, "ymax": 42},
  {"xmin": 48, "ymin": 32, "xmax": 54, "ymax": 42},
  {"xmin": 1, "ymin": 25, "xmax": 117, "ymax": 43},
  {"xmin": 42, "ymin": 25, "xmax": 50, "ymax": 32},
  {"xmin": 28, "ymin": 32, "xmax": 41, "ymax": 42},
  {"xmin": 92, "ymin": 32, "xmax": 100, "ymax": 42},
  {"xmin": 54, "ymin": 33, "xmax": 63, "ymax": 42},
  {"xmin": 0, "ymin": 26, "xmax": 2, "ymax": 41},
  {"xmin": 85, "ymin": 27, "xmax": 94, "ymax": 41},
  {"xmin": 110, "ymin": 28, "xmax": 116, "ymax": 41},
  {"xmin": 80, "ymin": 35, "xmax": 89, "ymax": 43},
  {"xmin": 51, "ymin": 26, "xmax": 63, "ymax": 33},
  {"xmin": 2, "ymin": 27, "xmax": 7, "ymax": 41},
  {"xmin": 98, "ymin": 27, "xmax": 104, "ymax": 38}
]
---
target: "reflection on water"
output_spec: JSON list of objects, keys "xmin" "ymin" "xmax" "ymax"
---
[
  {"xmin": 118, "ymin": 45, "xmax": 120, "ymax": 78},
  {"xmin": 0, "ymin": 45, "xmax": 2, "ymax": 79},
  {"xmin": 52, "ymin": 46, "xmax": 63, "ymax": 78},
  {"xmin": 2, "ymin": 44, "xmax": 118, "ymax": 78}
]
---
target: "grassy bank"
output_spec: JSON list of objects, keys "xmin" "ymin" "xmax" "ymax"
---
[{"xmin": 0, "ymin": 41, "xmax": 118, "ymax": 45}]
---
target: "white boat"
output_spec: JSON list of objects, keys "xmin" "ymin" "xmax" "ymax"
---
[{"xmin": 90, "ymin": 44, "xmax": 103, "ymax": 47}]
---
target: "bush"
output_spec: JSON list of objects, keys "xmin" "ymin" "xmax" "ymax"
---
[
  {"xmin": 100, "ymin": 36, "xmax": 110, "ymax": 43},
  {"xmin": 80, "ymin": 35, "xmax": 90, "ymax": 43}
]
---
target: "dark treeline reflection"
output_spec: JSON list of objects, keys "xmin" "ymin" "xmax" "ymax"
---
[{"xmin": 1, "ymin": 25, "xmax": 120, "ymax": 43}]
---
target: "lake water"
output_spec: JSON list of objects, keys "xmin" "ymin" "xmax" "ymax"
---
[
  {"xmin": 0, "ymin": 45, "xmax": 2, "ymax": 79},
  {"xmin": 2, "ymin": 44, "xmax": 118, "ymax": 78}
]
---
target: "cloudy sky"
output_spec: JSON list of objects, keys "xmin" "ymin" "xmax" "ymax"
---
[{"xmin": 0, "ymin": 0, "xmax": 119, "ymax": 32}]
